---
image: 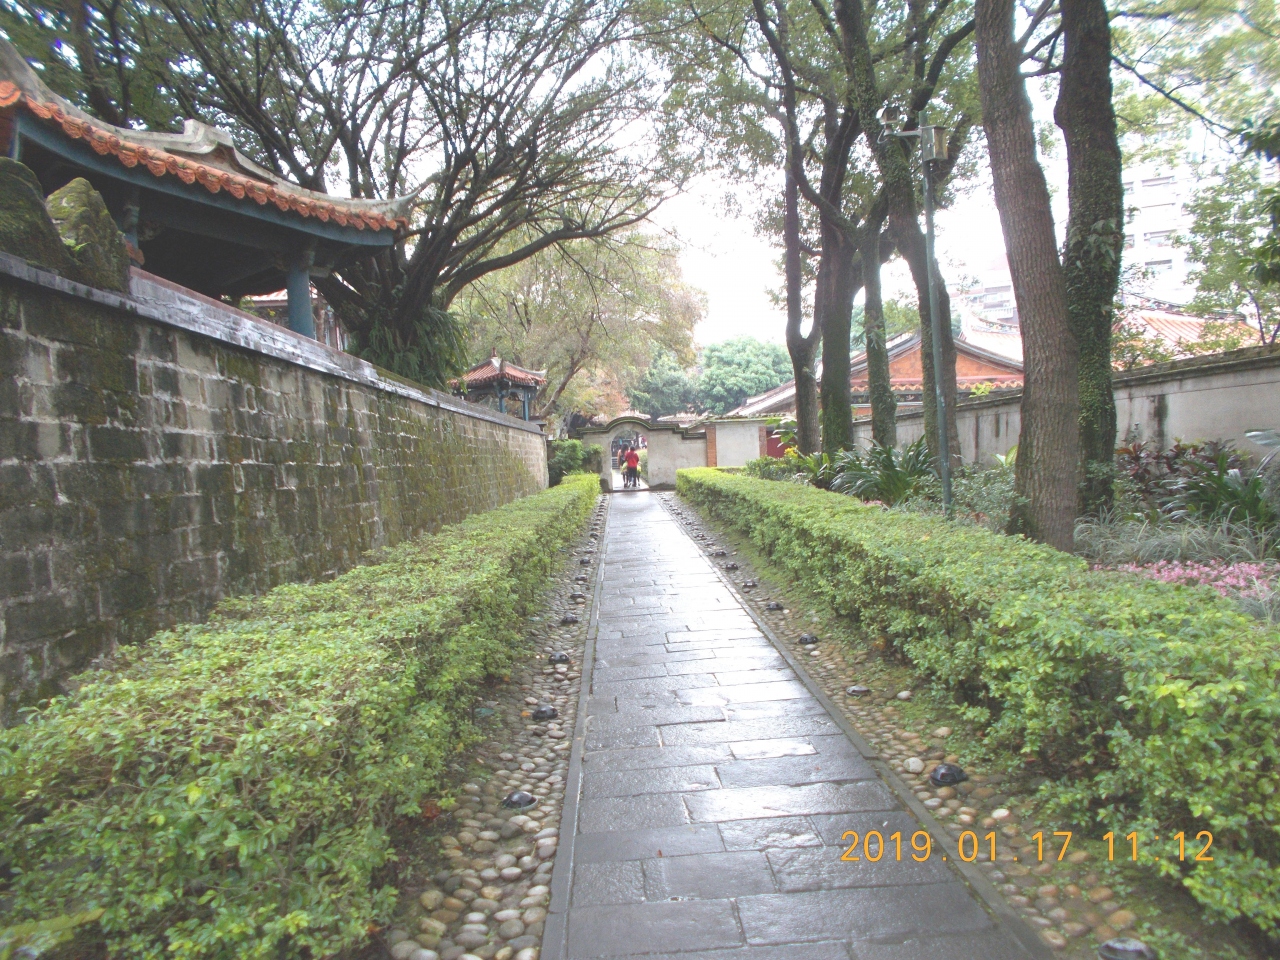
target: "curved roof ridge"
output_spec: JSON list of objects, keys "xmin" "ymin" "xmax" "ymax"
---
[{"xmin": 0, "ymin": 38, "xmax": 415, "ymax": 231}]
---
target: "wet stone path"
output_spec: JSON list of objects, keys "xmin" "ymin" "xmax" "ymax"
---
[{"xmin": 541, "ymin": 492, "xmax": 1039, "ymax": 960}]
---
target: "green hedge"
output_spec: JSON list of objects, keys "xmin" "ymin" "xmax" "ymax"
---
[
  {"xmin": 677, "ymin": 469, "xmax": 1280, "ymax": 932},
  {"xmin": 0, "ymin": 476, "xmax": 598, "ymax": 960}
]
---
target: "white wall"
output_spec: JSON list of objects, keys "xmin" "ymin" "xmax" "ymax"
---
[
  {"xmin": 712, "ymin": 420, "xmax": 766, "ymax": 468},
  {"xmin": 578, "ymin": 422, "xmax": 708, "ymax": 490},
  {"xmin": 852, "ymin": 346, "xmax": 1280, "ymax": 465}
]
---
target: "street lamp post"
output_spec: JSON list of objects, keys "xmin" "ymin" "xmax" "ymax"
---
[{"xmin": 882, "ymin": 114, "xmax": 953, "ymax": 516}]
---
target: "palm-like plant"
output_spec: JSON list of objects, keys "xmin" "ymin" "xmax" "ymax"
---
[
  {"xmin": 1161, "ymin": 446, "xmax": 1278, "ymax": 528},
  {"xmin": 830, "ymin": 438, "xmax": 937, "ymax": 505}
]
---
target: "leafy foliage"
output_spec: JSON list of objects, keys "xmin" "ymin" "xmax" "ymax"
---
[
  {"xmin": 744, "ymin": 456, "xmax": 803, "ymax": 482},
  {"xmin": 828, "ymin": 438, "xmax": 936, "ymax": 506},
  {"xmin": 0, "ymin": 477, "xmax": 599, "ymax": 959},
  {"xmin": 548, "ymin": 439, "xmax": 602, "ymax": 486},
  {"xmin": 628, "ymin": 350, "xmax": 700, "ymax": 420},
  {"xmin": 1178, "ymin": 160, "xmax": 1280, "ymax": 345},
  {"xmin": 3, "ymin": 0, "xmax": 689, "ymax": 369},
  {"xmin": 0, "ymin": 910, "xmax": 104, "ymax": 960},
  {"xmin": 458, "ymin": 234, "xmax": 702, "ymax": 425},
  {"xmin": 1163, "ymin": 452, "xmax": 1278, "ymax": 527},
  {"xmin": 695, "ymin": 338, "xmax": 792, "ymax": 415},
  {"xmin": 676, "ymin": 469, "xmax": 1280, "ymax": 933}
]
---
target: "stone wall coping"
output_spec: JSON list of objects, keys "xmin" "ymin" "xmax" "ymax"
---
[
  {"xmin": 0, "ymin": 251, "xmax": 545, "ymax": 436},
  {"xmin": 853, "ymin": 342, "xmax": 1280, "ymax": 425}
]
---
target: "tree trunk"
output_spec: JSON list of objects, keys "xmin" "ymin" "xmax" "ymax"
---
[
  {"xmin": 975, "ymin": 0, "xmax": 1081, "ymax": 550},
  {"xmin": 1055, "ymin": 0, "xmax": 1123, "ymax": 513},
  {"xmin": 897, "ymin": 225, "xmax": 960, "ymax": 464},
  {"xmin": 819, "ymin": 229, "xmax": 858, "ymax": 455},
  {"xmin": 783, "ymin": 167, "xmax": 822, "ymax": 454},
  {"xmin": 861, "ymin": 228, "xmax": 897, "ymax": 446}
]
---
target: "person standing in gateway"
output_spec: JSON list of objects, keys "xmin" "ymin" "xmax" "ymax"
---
[{"xmin": 624, "ymin": 446, "xmax": 641, "ymax": 488}]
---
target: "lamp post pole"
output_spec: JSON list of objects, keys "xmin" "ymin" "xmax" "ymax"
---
[{"xmin": 919, "ymin": 125, "xmax": 953, "ymax": 516}]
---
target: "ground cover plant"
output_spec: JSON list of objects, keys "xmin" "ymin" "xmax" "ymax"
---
[
  {"xmin": 676, "ymin": 468, "xmax": 1280, "ymax": 938},
  {"xmin": 0, "ymin": 476, "xmax": 599, "ymax": 960}
]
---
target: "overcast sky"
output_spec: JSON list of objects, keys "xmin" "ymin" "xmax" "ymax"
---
[{"xmin": 645, "ymin": 168, "xmax": 1012, "ymax": 348}]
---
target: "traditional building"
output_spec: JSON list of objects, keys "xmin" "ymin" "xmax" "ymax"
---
[
  {"xmin": 727, "ymin": 330, "xmax": 1025, "ymax": 420},
  {"xmin": 453, "ymin": 351, "xmax": 547, "ymax": 421},
  {"xmin": 0, "ymin": 39, "xmax": 411, "ymax": 340}
]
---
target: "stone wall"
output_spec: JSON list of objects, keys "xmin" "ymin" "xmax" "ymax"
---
[
  {"xmin": 0, "ymin": 255, "xmax": 547, "ymax": 722},
  {"xmin": 852, "ymin": 344, "xmax": 1280, "ymax": 464}
]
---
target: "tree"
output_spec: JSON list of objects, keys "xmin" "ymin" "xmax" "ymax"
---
[
  {"xmin": 457, "ymin": 233, "xmax": 702, "ymax": 426},
  {"xmin": 629, "ymin": 351, "xmax": 700, "ymax": 419},
  {"xmin": 1056, "ymin": 0, "xmax": 1124, "ymax": 512},
  {"xmin": 697, "ymin": 338, "xmax": 794, "ymax": 414},
  {"xmin": 4, "ymin": 0, "xmax": 688, "ymax": 385},
  {"xmin": 1179, "ymin": 160, "xmax": 1280, "ymax": 345},
  {"xmin": 649, "ymin": 0, "xmax": 976, "ymax": 458},
  {"xmin": 1110, "ymin": 0, "xmax": 1279, "ymax": 145},
  {"xmin": 975, "ymin": 0, "xmax": 1080, "ymax": 550}
]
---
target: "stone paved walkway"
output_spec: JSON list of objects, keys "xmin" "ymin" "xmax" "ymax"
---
[{"xmin": 542, "ymin": 491, "xmax": 1041, "ymax": 960}]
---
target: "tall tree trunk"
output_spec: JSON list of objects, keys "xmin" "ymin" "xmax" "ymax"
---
[
  {"xmin": 818, "ymin": 228, "xmax": 858, "ymax": 455},
  {"xmin": 1056, "ymin": 0, "xmax": 1123, "ymax": 513},
  {"xmin": 975, "ymin": 0, "xmax": 1081, "ymax": 550},
  {"xmin": 898, "ymin": 227, "xmax": 960, "ymax": 463},
  {"xmin": 783, "ymin": 167, "xmax": 822, "ymax": 454},
  {"xmin": 861, "ymin": 228, "xmax": 897, "ymax": 446}
]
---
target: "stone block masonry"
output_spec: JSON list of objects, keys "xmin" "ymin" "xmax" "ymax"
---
[{"xmin": 0, "ymin": 255, "xmax": 547, "ymax": 723}]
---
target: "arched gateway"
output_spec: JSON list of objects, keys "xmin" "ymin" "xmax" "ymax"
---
[{"xmin": 574, "ymin": 416, "xmax": 770, "ymax": 491}]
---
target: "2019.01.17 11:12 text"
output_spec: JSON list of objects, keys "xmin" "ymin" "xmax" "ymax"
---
[{"xmin": 839, "ymin": 829, "xmax": 1214, "ymax": 863}]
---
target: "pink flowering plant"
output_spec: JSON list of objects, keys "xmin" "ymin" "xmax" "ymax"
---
[{"xmin": 1111, "ymin": 559, "xmax": 1280, "ymax": 600}]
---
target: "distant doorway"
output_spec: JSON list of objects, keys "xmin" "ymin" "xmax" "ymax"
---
[{"xmin": 610, "ymin": 430, "xmax": 649, "ymax": 492}]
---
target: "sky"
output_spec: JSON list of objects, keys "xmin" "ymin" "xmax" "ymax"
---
[{"xmin": 647, "ymin": 165, "xmax": 1013, "ymax": 348}]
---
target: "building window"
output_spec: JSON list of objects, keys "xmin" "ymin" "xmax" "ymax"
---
[
  {"xmin": 1142, "ymin": 203, "xmax": 1178, "ymax": 221},
  {"xmin": 1146, "ymin": 260, "xmax": 1174, "ymax": 274},
  {"xmin": 1141, "ymin": 176, "xmax": 1175, "ymax": 188},
  {"xmin": 1124, "ymin": 233, "xmax": 1135, "ymax": 249},
  {"xmin": 1144, "ymin": 231, "xmax": 1173, "ymax": 247}
]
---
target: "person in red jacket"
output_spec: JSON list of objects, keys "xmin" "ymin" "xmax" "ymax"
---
[{"xmin": 624, "ymin": 446, "xmax": 641, "ymax": 488}]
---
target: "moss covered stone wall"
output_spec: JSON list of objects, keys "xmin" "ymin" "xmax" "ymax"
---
[{"xmin": 0, "ymin": 275, "xmax": 547, "ymax": 723}]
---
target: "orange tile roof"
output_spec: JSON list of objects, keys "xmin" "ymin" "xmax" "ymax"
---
[
  {"xmin": 457, "ymin": 356, "xmax": 547, "ymax": 388},
  {"xmin": 0, "ymin": 79, "xmax": 409, "ymax": 233}
]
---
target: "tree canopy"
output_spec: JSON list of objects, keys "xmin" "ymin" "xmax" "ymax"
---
[
  {"xmin": 2, "ymin": 0, "xmax": 691, "ymax": 385},
  {"xmin": 696, "ymin": 337, "xmax": 793, "ymax": 414},
  {"xmin": 456, "ymin": 233, "xmax": 702, "ymax": 427}
]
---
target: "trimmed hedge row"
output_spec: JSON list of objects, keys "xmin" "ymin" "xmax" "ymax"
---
[
  {"xmin": 0, "ymin": 475, "xmax": 599, "ymax": 960},
  {"xmin": 676, "ymin": 469, "xmax": 1280, "ymax": 932}
]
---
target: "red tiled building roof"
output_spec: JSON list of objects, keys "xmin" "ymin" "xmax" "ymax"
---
[{"xmin": 0, "ymin": 64, "xmax": 411, "ymax": 233}]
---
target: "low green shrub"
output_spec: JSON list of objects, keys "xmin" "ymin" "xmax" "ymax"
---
[
  {"xmin": 676, "ymin": 468, "xmax": 1280, "ymax": 934},
  {"xmin": 0, "ymin": 476, "xmax": 599, "ymax": 960}
]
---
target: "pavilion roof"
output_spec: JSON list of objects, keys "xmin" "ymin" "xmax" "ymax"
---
[
  {"xmin": 0, "ymin": 41, "xmax": 413, "ymax": 233},
  {"xmin": 456, "ymin": 355, "xmax": 548, "ymax": 389}
]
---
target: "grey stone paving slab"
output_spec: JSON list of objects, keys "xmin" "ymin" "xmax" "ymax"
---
[
  {"xmin": 766, "ymin": 843, "xmax": 954, "ymax": 891},
  {"xmin": 659, "ymin": 714, "xmax": 842, "ymax": 744},
  {"xmin": 713, "ymin": 752, "xmax": 877, "ymax": 788},
  {"xmin": 565, "ymin": 900, "xmax": 744, "ymax": 957},
  {"xmin": 728, "ymin": 736, "xmax": 817, "ymax": 760},
  {"xmin": 581, "ymin": 763, "xmax": 722, "ymax": 799},
  {"xmin": 571, "ymin": 860, "xmax": 646, "ymax": 907},
  {"xmin": 545, "ymin": 492, "xmax": 1037, "ymax": 960},
  {"xmin": 736, "ymin": 885, "xmax": 994, "ymax": 945},
  {"xmin": 684, "ymin": 781, "xmax": 898, "ymax": 822},
  {"xmin": 717, "ymin": 815, "xmax": 825, "ymax": 851},
  {"xmin": 573, "ymin": 822, "xmax": 725, "ymax": 863},
  {"xmin": 577, "ymin": 791, "xmax": 691, "ymax": 833},
  {"xmin": 642, "ymin": 850, "xmax": 778, "ymax": 899},
  {"xmin": 583, "ymin": 743, "xmax": 734, "ymax": 772}
]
